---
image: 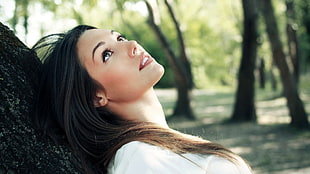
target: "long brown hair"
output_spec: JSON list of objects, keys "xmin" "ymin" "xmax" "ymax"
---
[{"xmin": 33, "ymin": 25, "xmax": 248, "ymax": 173}]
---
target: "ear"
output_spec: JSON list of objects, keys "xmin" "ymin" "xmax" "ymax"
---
[{"xmin": 93, "ymin": 91, "xmax": 108, "ymax": 107}]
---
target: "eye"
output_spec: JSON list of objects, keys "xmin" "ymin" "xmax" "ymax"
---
[
  {"xmin": 102, "ymin": 49, "xmax": 113, "ymax": 62},
  {"xmin": 117, "ymin": 34, "xmax": 127, "ymax": 42}
]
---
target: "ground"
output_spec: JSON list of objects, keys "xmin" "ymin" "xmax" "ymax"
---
[{"xmin": 155, "ymin": 83, "xmax": 310, "ymax": 174}]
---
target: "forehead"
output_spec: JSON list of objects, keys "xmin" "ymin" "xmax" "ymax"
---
[
  {"xmin": 77, "ymin": 29, "xmax": 113, "ymax": 61},
  {"xmin": 78, "ymin": 29, "xmax": 112, "ymax": 50},
  {"xmin": 79, "ymin": 29, "xmax": 113, "ymax": 43}
]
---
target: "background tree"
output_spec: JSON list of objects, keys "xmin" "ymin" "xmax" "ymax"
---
[
  {"xmin": 258, "ymin": 57, "xmax": 266, "ymax": 89},
  {"xmin": 297, "ymin": 0, "xmax": 310, "ymax": 72},
  {"xmin": 144, "ymin": 0, "xmax": 195, "ymax": 119},
  {"xmin": 260, "ymin": 0, "xmax": 309, "ymax": 128},
  {"xmin": 231, "ymin": 0, "xmax": 258, "ymax": 122},
  {"xmin": 164, "ymin": 0, "xmax": 194, "ymax": 89},
  {"xmin": 10, "ymin": 0, "xmax": 29, "ymax": 42},
  {"xmin": 0, "ymin": 22, "xmax": 80, "ymax": 173},
  {"xmin": 286, "ymin": 0, "xmax": 300, "ymax": 84}
]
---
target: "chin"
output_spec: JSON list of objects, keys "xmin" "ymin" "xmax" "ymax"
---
[
  {"xmin": 159, "ymin": 65, "xmax": 165, "ymax": 76},
  {"xmin": 153, "ymin": 65, "xmax": 165, "ymax": 85}
]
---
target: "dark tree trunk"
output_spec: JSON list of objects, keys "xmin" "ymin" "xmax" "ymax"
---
[
  {"xmin": 0, "ymin": 22, "xmax": 80, "ymax": 173},
  {"xmin": 164, "ymin": 0, "xmax": 194, "ymax": 89},
  {"xmin": 258, "ymin": 57, "xmax": 266, "ymax": 89},
  {"xmin": 260, "ymin": 0, "xmax": 309, "ymax": 128},
  {"xmin": 300, "ymin": 1, "xmax": 310, "ymax": 71},
  {"xmin": 286, "ymin": 0, "xmax": 300, "ymax": 84},
  {"xmin": 231, "ymin": 0, "xmax": 258, "ymax": 122},
  {"xmin": 145, "ymin": 1, "xmax": 195, "ymax": 119},
  {"xmin": 270, "ymin": 62, "xmax": 278, "ymax": 91}
]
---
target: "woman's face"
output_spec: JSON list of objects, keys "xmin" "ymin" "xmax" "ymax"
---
[{"xmin": 77, "ymin": 29, "xmax": 164, "ymax": 103}]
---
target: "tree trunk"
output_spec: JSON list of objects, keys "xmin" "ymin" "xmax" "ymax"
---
[
  {"xmin": 231, "ymin": 0, "xmax": 258, "ymax": 122},
  {"xmin": 145, "ymin": 0, "xmax": 195, "ymax": 119},
  {"xmin": 286, "ymin": 0, "xmax": 300, "ymax": 84},
  {"xmin": 300, "ymin": 1, "xmax": 310, "ymax": 72},
  {"xmin": 0, "ymin": 22, "xmax": 80, "ymax": 173},
  {"xmin": 164, "ymin": 0, "xmax": 194, "ymax": 89},
  {"xmin": 260, "ymin": 0, "xmax": 309, "ymax": 128},
  {"xmin": 258, "ymin": 57, "xmax": 266, "ymax": 89},
  {"xmin": 270, "ymin": 62, "xmax": 278, "ymax": 91}
]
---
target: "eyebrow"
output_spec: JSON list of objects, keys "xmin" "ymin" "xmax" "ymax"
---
[
  {"xmin": 92, "ymin": 41, "xmax": 105, "ymax": 60},
  {"xmin": 91, "ymin": 30, "xmax": 117, "ymax": 60}
]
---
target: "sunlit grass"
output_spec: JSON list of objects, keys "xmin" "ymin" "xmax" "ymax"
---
[
  {"xmin": 155, "ymin": 73, "xmax": 310, "ymax": 173},
  {"xmin": 156, "ymin": 73, "xmax": 310, "ymax": 125}
]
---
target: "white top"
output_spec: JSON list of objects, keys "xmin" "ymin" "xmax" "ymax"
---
[{"xmin": 107, "ymin": 141, "xmax": 252, "ymax": 174}]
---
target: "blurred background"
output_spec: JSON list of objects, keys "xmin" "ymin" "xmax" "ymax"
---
[{"xmin": 1, "ymin": 0, "xmax": 310, "ymax": 173}]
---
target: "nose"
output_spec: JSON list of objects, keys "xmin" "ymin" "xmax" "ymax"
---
[{"xmin": 127, "ymin": 40, "xmax": 138, "ymax": 58}]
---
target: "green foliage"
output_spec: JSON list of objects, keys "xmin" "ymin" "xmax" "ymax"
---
[
  {"xmin": 3, "ymin": 0, "xmax": 310, "ymax": 88},
  {"xmin": 175, "ymin": 0, "xmax": 243, "ymax": 88}
]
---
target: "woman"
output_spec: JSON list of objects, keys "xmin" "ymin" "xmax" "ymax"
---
[{"xmin": 33, "ymin": 25, "xmax": 252, "ymax": 174}]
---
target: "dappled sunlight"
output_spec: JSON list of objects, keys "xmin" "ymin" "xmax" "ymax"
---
[
  {"xmin": 161, "ymin": 88, "xmax": 310, "ymax": 173},
  {"xmin": 257, "ymin": 97, "xmax": 286, "ymax": 108},
  {"xmin": 258, "ymin": 115, "xmax": 291, "ymax": 124},
  {"xmin": 195, "ymin": 104, "xmax": 232, "ymax": 121},
  {"xmin": 200, "ymin": 105, "xmax": 227, "ymax": 114},
  {"xmin": 256, "ymin": 97, "xmax": 292, "ymax": 124},
  {"xmin": 192, "ymin": 89, "xmax": 218, "ymax": 96},
  {"xmin": 174, "ymin": 122, "xmax": 310, "ymax": 174},
  {"xmin": 201, "ymin": 116, "xmax": 227, "ymax": 125}
]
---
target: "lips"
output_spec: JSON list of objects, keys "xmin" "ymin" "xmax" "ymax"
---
[{"xmin": 139, "ymin": 53, "xmax": 153, "ymax": 70}]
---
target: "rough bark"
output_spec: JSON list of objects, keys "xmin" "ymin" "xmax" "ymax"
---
[
  {"xmin": 260, "ymin": 0, "xmax": 309, "ymax": 128},
  {"xmin": 231, "ymin": 0, "xmax": 258, "ymax": 122},
  {"xmin": 145, "ymin": 0, "xmax": 195, "ymax": 119},
  {"xmin": 0, "ymin": 22, "xmax": 81, "ymax": 173}
]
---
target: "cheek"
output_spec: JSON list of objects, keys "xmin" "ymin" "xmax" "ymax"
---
[
  {"xmin": 99, "ymin": 69, "xmax": 138, "ymax": 100},
  {"xmin": 102, "ymin": 67, "xmax": 132, "ymax": 85}
]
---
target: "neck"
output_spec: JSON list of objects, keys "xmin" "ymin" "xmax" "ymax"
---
[{"xmin": 106, "ymin": 88, "xmax": 168, "ymax": 127}]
